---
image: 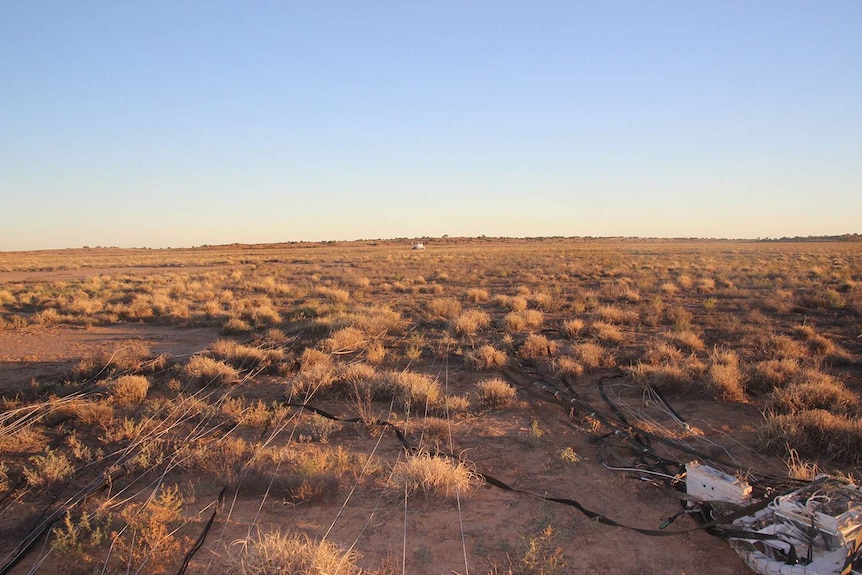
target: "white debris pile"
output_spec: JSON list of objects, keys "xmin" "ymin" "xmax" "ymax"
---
[{"xmin": 685, "ymin": 461, "xmax": 862, "ymax": 575}]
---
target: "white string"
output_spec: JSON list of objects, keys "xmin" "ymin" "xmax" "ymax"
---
[{"xmin": 442, "ymin": 338, "xmax": 470, "ymax": 575}]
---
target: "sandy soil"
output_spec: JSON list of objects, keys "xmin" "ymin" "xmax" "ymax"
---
[
  {"xmin": 4, "ymin": 241, "xmax": 858, "ymax": 575},
  {"xmin": 1, "ymin": 324, "xmax": 760, "ymax": 575},
  {"xmin": 0, "ymin": 324, "xmax": 222, "ymax": 392}
]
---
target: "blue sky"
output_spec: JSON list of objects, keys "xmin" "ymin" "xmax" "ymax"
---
[{"xmin": 2, "ymin": 2, "xmax": 860, "ymax": 250}]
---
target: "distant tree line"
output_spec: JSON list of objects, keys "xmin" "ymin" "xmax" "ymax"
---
[{"xmin": 758, "ymin": 234, "xmax": 862, "ymax": 243}]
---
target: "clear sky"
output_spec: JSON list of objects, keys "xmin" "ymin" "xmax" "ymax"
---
[{"xmin": 2, "ymin": 1, "xmax": 860, "ymax": 250}]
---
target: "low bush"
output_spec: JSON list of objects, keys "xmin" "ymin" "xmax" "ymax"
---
[
  {"xmin": 23, "ymin": 449, "xmax": 74, "ymax": 487},
  {"xmin": 116, "ymin": 484, "xmax": 190, "ymax": 573}
]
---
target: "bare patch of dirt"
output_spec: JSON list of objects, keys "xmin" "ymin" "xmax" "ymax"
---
[{"xmin": 0, "ymin": 324, "xmax": 221, "ymax": 391}]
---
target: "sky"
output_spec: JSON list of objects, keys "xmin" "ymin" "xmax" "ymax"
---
[{"xmin": 1, "ymin": 1, "xmax": 860, "ymax": 250}]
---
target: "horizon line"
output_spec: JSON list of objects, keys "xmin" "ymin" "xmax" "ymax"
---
[{"xmin": 3, "ymin": 232, "xmax": 862, "ymax": 254}]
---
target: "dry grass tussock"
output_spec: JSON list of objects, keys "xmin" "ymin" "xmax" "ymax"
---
[
  {"xmin": 627, "ymin": 349, "xmax": 706, "ymax": 396},
  {"xmin": 504, "ymin": 309, "xmax": 544, "ymax": 331},
  {"xmin": 227, "ymin": 530, "xmax": 364, "ymax": 575},
  {"xmin": 554, "ymin": 356, "xmax": 585, "ymax": 379},
  {"xmin": 211, "ymin": 339, "xmax": 284, "ymax": 369},
  {"xmin": 314, "ymin": 285, "xmax": 350, "ymax": 303},
  {"xmin": 791, "ymin": 325, "xmax": 852, "ymax": 363},
  {"xmin": 71, "ymin": 342, "xmax": 166, "ymax": 381},
  {"xmin": 590, "ymin": 321, "xmax": 625, "ymax": 344},
  {"xmin": 467, "ymin": 344, "xmax": 508, "ymax": 370},
  {"xmin": 765, "ymin": 375, "xmax": 857, "ymax": 415},
  {"xmin": 707, "ymin": 349, "xmax": 745, "ymax": 402},
  {"xmin": 519, "ymin": 333, "xmax": 557, "ymax": 358},
  {"xmin": 221, "ymin": 398, "xmax": 273, "ymax": 428},
  {"xmin": 291, "ymin": 348, "xmax": 337, "ymax": 399},
  {"xmin": 388, "ymin": 451, "xmax": 479, "ymax": 500},
  {"xmin": 322, "ymin": 326, "xmax": 366, "ymax": 353},
  {"xmin": 475, "ymin": 377, "xmax": 517, "ymax": 408},
  {"xmin": 333, "ymin": 306, "xmax": 403, "ymax": 336},
  {"xmin": 749, "ymin": 359, "xmax": 801, "ymax": 395},
  {"xmin": 381, "ymin": 370, "xmax": 442, "ymax": 411},
  {"xmin": 452, "ymin": 309, "xmax": 491, "ymax": 336},
  {"xmin": 670, "ymin": 329, "xmax": 705, "ymax": 352},
  {"xmin": 500, "ymin": 294, "xmax": 529, "ymax": 311},
  {"xmin": 231, "ymin": 296, "xmax": 282, "ymax": 327},
  {"xmin": 760, "ymin": 410, "xmax": 862, "ymax": 465},
  {"xmin": 562, "ymin": 318, "xmax": 585, "ymax": 338},
  {"xmin": 184, "ymin": 355, "xmax": 240, "ymax": 385},
  {"xmin": 466, "ymin": 287, "xmax": 490, "ymax": 302},
  {"xmin": 428, "ymin": 297, "xmax": 461, "ymax": 320},
  {"xmin": 596, "ymin": 304, "xmax": 638, "ymax": 324},
  {"xmin": 572, "ymin": 342, "xmax": 615, "ymax": 369}
]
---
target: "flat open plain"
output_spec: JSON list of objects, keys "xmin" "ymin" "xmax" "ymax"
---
[{"xmin": 1, "ymin": 238, "xmax": 860, "ymax": 574}]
